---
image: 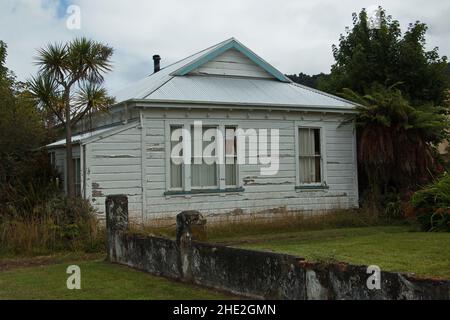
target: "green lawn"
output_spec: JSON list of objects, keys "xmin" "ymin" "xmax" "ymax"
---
[
  {"xmin": 0, "ymin": 259, "xmax": 235, "ymax": 300},
  {"xmin": 234, "ymin": 226, "xmax": 450, "ymax": 279}
]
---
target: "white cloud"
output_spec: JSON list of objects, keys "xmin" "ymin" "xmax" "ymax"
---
[{"xmin": 0, "ymin": 0, "xmax": 448, "ymax": 94}]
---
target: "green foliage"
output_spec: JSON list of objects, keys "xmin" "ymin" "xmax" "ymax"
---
[
  {"xmin": 286, "ymin": 72, "xmax": 329, "ymax": 89},
  {"xmin": 0, "ymin": 41, "xmax": 49, "ymax": 200},
  {"xmin": 381, "ymin": 190, "xmax": 403, "ymax": 221},
  {"xmin": 0, "ymin": 195, "xmax": 105, "ymax": 255},
  {"xmin": 342, "ymin": 85, "xmax": 449, "ymax": 194},
  {"xmin": 0, "ymin": 151, "xmax": 60, "ymax": 211},
  {"xmin": 411, "ymin": 173, "xmax": 450, "ymax": 232},
  {"xmin": 321, "ymin": 7, "xmax": 448, "ymax": 106},
  {"xmin": 29, "ymin": 37, "xmax": 115, "ymax": 197}
]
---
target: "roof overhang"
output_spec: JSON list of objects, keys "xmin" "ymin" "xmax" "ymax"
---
[
  {"xmin": 45, "ymin": 121, "xmax": 140, "ymax": 149},
  {"xmin": 130, "ymin": 99, "xmax": 358, "ymax": 114}
]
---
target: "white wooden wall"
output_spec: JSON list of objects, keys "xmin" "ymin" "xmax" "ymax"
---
[
  {"xmin": 190, "ymin": 49, "xmax": 274, "ymax": 79},
  {"xmin": 85, "ymin": 126, "xmax": 143, "ymax": 220},
  {"xmin": 55, "ymin": 107, "xmax": 358, "ymax": 222},
  {"xmin": 138, "ymin": 108, "xmax": 358, "ymax": 222}
]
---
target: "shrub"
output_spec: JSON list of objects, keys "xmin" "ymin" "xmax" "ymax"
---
[
  {"xmin": 0, "ymin": 195, "xmax": 105, "ymax": 256},
  {"xmin": 411, "ymin": 173, "xmax": 450, "ymax": 232}
]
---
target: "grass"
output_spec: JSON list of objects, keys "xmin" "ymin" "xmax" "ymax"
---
[
  {"xmin": 0, "ymin": 258, "xmax": 236, "ymax": 300},
  {"xmin": 233, "ymin": 226, "xmax": 450, "ymax": 279},
  {"xmin": 135, "ymin": 209, "xmax": 385, "ymax": 241}
]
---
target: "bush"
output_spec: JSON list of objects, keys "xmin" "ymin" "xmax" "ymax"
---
[
  {"xmin": 0, "ymin": 195, "xmax": 105, "ymax": 256},
  {"xmin": 411, "ymin": 173, "xmax": 450, "ymax": 232}
]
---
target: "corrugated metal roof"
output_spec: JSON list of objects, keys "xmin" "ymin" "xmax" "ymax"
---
[
  {"xmin": 113, "ymin": 38, "xmax": 355, "ymax": 110},
  {"xmin": 147, "ymin": 76, "xmax": 354, "ymax": 109},
  {"xmin": 46, "ymin": 126, "xmax": 116, "ymax": 148},
  {"xmin": 113, "ymin": 38, "xmax": 231, "ymax": 102}
]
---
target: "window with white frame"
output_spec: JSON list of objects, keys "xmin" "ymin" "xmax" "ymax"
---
[
  {"xmin": 298, "ymin": 128, "xmax": 322, "ymax": 184},
  {"xmin": 168, "ymin": 123, "xmax": 239, "ymax": 192}
]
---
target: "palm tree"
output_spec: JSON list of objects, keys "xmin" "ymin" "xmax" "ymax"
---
[
  {"xmin": 341, "ymin": 84, "xmax": 449, "ymax": 196},
  {"xmin": 29, "ymin": 37, "xmax": 114, "ymax": 198}
]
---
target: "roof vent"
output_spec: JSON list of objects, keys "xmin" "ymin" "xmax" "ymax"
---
[{"xmin": 153, "ymin": 54, "xmax": 161, "ymax": 73}]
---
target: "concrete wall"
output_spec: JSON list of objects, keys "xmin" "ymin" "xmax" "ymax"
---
[
  {"xmin": 109, "ymin": 231, "xmax": 450, "ymax": 300},
  {"xmin": 106, "ymin": 200, "xmax": 450, "ymax": 300}
]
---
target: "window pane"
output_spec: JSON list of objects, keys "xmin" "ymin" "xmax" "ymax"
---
[
  {"xmin": 225, "ymin": 127, "xmax": 235, "ymax": 156},
  {"xmin": 299, "ymin": 128, "xmax": 314, "ymax": 156},
  {"xmin": 299, "ymin": 157, "xmax": 316, "ymax": 183},
  {"xmin": 170, "ymin": 126, "xmax": 183, "ymax": 188},
  {"xmin": 299, "ymin": 128, "xmax": 322, "ymax": 184},
  {"xmin": 191, "ymin": 126, "xmax": 218, "ymax": 188},
  {"xmin": 225, "ymin": 127, "xmax": 237, "ymax": 186},
  {"xmin": 72, "ymin": 158, "xmax": 81, "ymax": 197},
  {"xmin": 314, "ymin": 156, "xmax": 321, "ymax": 182},
  {"xmin": 192, "ymin": 161, "xmax": 217, "ymax": 187},
  {"xmin": 225, "ymin": 163, "xmax": 236, "ymax": 185},
  {"xmin": 170, "ymin": 163, "xmax": 182, "ymax": 188}
]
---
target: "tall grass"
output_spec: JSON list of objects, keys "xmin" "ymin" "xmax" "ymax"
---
[
  {"xmin": 132, "ymin": 208, "xmax": 397, "ymax": 242},
  {"xmin": 0, "ymin": 196, "xmax": 105, "ymax": 256}
]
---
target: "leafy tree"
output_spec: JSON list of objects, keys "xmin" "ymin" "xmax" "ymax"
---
[
  {"xmin": 342, "ymin": 85, "xmax": 449, "ymax": 198},
  {"xmin": 29, "ymin": 38, "xmax": 114, "ymax": 198},
  {"xmin": 286, "ymin": 72, "xmax": 329, "ymax": 89},
  {"xmin": 321, "ymin": 7, "xmax": 448, "ymax": 106},
  {"xmin": 0, "ymin": 41, "xmax": 54, "ymax": 208},
  {"xmin": 0, "ymin": 41, "xmax": 45, "ymax": 179}
]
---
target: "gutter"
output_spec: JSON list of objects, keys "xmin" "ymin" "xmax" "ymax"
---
[{"xmin": 127, "ymin": 99, "xmax": 358, "ymax": 114}]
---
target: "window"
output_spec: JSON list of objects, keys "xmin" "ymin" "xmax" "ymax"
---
[
  {"xmin": 170, "ymin": 125, "xmax": 183, "ymax": 189},
  {"xmin": 225, "ymin": 126, "xmax": 237, "ymax": 186},
  {"xmin": 167, "ymin": 123, "xmax": 241, "ymax": 194},
  {"xmin": 298, "ymin": 128, "xmax": 322, "ymax": 184},
  {"xmin": 191, "ymin": 125, "xmax": 218, "ymax": 188},
  {"xmin": 72, "ymin": 158, "xmax": 81, "ymax": 197}
]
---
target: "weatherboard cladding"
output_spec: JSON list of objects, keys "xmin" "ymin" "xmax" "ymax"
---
[
  {"xmin": 81, "ymin": 108, "xmax": 357, "ymax": 219},
  {"xmin": 191, "ymin": 49, "xmax": 274, "ymax": 79}
]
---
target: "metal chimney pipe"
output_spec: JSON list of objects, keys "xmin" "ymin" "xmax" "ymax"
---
[{"xmin": 153, "ymin": 54, "xmax": 161, "ymax": 73}]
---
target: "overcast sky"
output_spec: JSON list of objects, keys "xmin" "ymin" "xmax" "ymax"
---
[{"xmin": 0, "ymin": 0, "xmax": 449, "ymax": 93}]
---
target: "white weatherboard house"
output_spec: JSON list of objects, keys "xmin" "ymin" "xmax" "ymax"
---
[{"xmin": 47, "ymin": 38, "xmax": 359, "ymax": 222}]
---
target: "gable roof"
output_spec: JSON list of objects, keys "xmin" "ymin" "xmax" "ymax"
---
[
  {"xmin": 113, "ymin": 38, "xmax": 356, "ymax": 110},
  {"xmin": 172, "ymin": 38, "xmax": 291, "ymax": 82}
]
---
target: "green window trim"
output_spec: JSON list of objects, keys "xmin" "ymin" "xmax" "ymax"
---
[
  {"xmin": 164, "ymin": 187, "xmax": 245, "ymax": 196},
  {"xmin": 295, "ymin": 185, "xmax": 329, "ymax": 191}
]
